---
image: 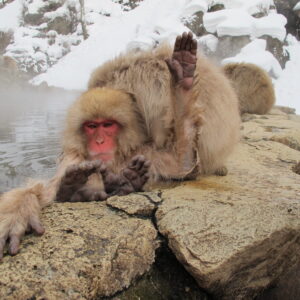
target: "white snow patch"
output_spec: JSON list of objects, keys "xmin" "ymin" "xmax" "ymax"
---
[
  {"xmin": 275, "ymin": 35, "xmax": 300, "ymax": 114},
  {"xmin": 204, "ymin": 7, "xmax": 286, "ymax": 41},
  {"xmin": 293, "ymin": 2, "xmax": 300, "ymax": 11},
  {"xmin": 0, "ymin": 0, "xmax": 22, "ymax": 32}
]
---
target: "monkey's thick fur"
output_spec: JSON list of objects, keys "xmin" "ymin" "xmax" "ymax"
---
[
  {"xmin": 0, "ymin": 45, "xmax": 275, "ymax": 255},
  {"xmin": 223, "ymin": 62, "xmax": 275, "ymax": 115}
]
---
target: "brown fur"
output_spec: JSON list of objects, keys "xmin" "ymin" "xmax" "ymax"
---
[
  {"xmin": 223, "ymin": 62, "xmax": 275, "ymax": 114},
  {"xmin": 0, "ymin": 44, "xmax": 241, "ymax": 255}
]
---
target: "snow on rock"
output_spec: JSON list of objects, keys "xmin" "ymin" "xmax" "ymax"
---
[
  {"xmin": 254, "ymin": 12, "xmax": 287, "ymax": 41},
  {"xmin": 222, "ymin": 39, "xmax": 282, "ymax": 78},
  {"xmin": 0, "ymin": 0, "xmax": 22, "ymax": 32},
  {"xmin": 275, "ymin": 35, "xmax": 300, "ymax": 113},
  {"xmin": 31, "ymin": 0, "xmax": 190, "ymax": 89},
  {"xmin": 293, "ymin": 2, "xmax": 300, "ymax": 11},
  {"xmin": 204, "ymin": 7, "xmax": 286, "ymax": 41},
  {"xmin": 198, "ymin": 34, "xmax": 218, "ymax": 52},
  {"xmin": 181, "ymin": 0, "xmax": 208, "ymax": 16}
]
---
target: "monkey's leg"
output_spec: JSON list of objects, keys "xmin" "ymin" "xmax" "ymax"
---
[
  {"xmin": 56, "ymin": 160, "xmax": 102, "ymax": 202},
  {"xmin": 100, "ymin": 155, "xmax": 150, "ymax": 196},
  {"xmin": 166, "ymin": 32, "xmax": 198, "ymax": 173}
]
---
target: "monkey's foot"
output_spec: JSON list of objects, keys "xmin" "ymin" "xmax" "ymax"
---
[
  {"xmin": 214, "ymin": 166, "xmax": 228, "ymax": 176},
  {"xmin": 56, "ymin": 160, "xmax": 102, "ymax": 202},
  {"xmin": 166, "ymin": 32, "xmax": 197, "ymax": 90},
  {"xmin": 69, "ymin": 187, "xmax": 108, "ymax": 202},
  {"xmin": 100, "ymin": 155, "xmax": 150, "ymax": 196},
  {"xmin": 121, "ymin": 155, "xmax": 150, "ymax": 193}
]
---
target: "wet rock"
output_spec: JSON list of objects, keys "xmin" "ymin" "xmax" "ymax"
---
[
  {"xmin": 156, "ymin": 111, "xmax": 300, "ymax": 299},
  {"xmin": 0, "ymin": 202, "xmax": 158, "ymax": 299}
]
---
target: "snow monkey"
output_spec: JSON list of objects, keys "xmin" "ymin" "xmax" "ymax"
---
[
  {"xmin": 223, "ymin": 62, "xmax": 275, "ymax": 115},
  {"xmin": 0, "ymin": 31, "xmax": 271, "ymax": 258}
]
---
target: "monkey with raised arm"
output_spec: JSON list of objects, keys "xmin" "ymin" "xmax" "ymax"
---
[{"xmin": 0, "ymin": 32, "xmax": 241, "ymax": 258}]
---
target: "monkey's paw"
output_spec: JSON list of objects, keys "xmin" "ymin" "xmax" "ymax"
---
[
  {"xmin": 56, "ymin": 160, "xmax": 102, "ymax": 202},
  {"xmin": 100, "ymin": 155, "xmax": 150, "ymax": 196},
  {"xmin": 166, "ymin": 31, "xmax": 197, "ymax": 90},
  {"xmin": 0, "ymin": 197, "xmax": 44, "ymax": 259}
]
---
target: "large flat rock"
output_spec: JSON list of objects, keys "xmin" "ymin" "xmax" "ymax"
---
[
  {"xmin": 156, "ymin": 110, "xmax": 300, "ymax": 299},
  {"xmin": 0, "ymin": 202, "xmax": 158, "ymax": 300}
]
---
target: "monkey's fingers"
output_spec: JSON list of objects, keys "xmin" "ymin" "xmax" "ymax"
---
[
  {"xmin": 179, "ymin": 32, "xmax": 188, "ymax": 51},
  {"xmin": 8, "ymin": 234, "xmax": 21, "ymax": 256},
  {"xmin": 29, "ymin": 215, "xmax": 45, "ymax": 236},
  {"xmin": 0, "ymin": 234, "xmax": 8, "ymax": 259},
  {"xmin": 191, "ymin": 38, "xmax": 197, "ymax": 55},
  {"xmin": 174, "ymin": 35, "xmax": 181, "ymax": 52}
]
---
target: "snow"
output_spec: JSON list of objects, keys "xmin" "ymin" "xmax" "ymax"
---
[
  {"xmin": 294, "ymin": 2, "xmax": 300, "ymax": 11},
  {"xmin": 0, "ymin": 0, "xmax": 299, "ymax": 113},
  {"xmin": 275, "ymin": 35, "xmax": 300, "ymax": 113},
  {"xmin": 222, "ymin": 39, "xmax": 283, "ymax": 79},
  {"xmin": 32, "ymin": 0, "xmax": 190, "ymax": 89},
  {"xmin": 203, "ymin": 8, "xmax": 286, "ymax": 41},
  {"xmin": 0, "ymin": 0, "xmax": 21, "ymax": 32}
]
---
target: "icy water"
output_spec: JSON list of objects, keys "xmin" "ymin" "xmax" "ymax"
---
[{"xmin": 0, "ymin": 86, "xmax": 80, "ymax": 193}]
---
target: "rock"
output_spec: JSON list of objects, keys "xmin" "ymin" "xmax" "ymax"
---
[
  {"xmin": 0, "ymin": 30, "xmax": 13, "ymax": 54},
  {"xmin": 184, "ymin": 11, "xmax": 207, "ymax": 37},
  {"xmin": 274, "ymin": 105, "xmax": 296, "ymax": 114},
  {"xmin": 155, "ymin": 111, "xmax": 300, "ymax": 299},
  {"xmin": 106, "ymin": 192, "xmax": 162, "ymax": 217},
  {"xmin": 274, "ymin": 0, "xmax": 300, "ymax": 39},
  {"xmin": 260, "ymin": 35, "xmax": 289, "ymax": 68},
  {"xmin": 0, "ymin": 202, "xmax": 158, "ymax": 299},
  {"xmin": 292, "ymin": 161, "xmax": 300, "ymax": 175},
  {"xmin": 214, "ymin": 35, "xmax": 251, "ymax": 60}
]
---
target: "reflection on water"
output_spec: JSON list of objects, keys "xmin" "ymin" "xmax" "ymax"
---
[{"xmin": 0, "ymin": 86, "xmax": 80, "ymax": 193}]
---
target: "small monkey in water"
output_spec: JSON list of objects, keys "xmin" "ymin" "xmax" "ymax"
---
[{"xmin": 0, "ymin": 32, "xmax": 275, "ymax": 257}]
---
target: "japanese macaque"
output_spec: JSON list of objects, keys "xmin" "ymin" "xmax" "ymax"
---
[
  {"xmin": 223, "ymin": 62, "xmax": 275, "ymax": 115},
  {"xmin": 0, "ymin": 32, "xmax": 242, "ymax": 258}
]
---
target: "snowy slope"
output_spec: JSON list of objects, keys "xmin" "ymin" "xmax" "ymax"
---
[{"xmin": 1, "ymin": 0, "xmax": 300, "ymax": 112}]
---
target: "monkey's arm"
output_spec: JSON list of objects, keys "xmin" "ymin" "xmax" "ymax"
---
[
  {"xmin": 0, "ymin": 153, "xmax": 82, "ymax": 258},
  {"xmin": 166, "ymin": 32, "xmax": 199, "ymax": 173}
]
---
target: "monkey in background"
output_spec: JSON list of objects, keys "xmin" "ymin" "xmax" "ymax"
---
[
  {"xmin": 223, "ymin": 62, "xmax": 275, "ymax": 115},
  {"xmin": 0, "ymin": 32, "xmax": 275, "ymax": 258}
]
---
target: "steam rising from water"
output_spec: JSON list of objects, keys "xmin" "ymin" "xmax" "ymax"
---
[{"xmin": 0, "ymin": 86, "xmax": 80, "ymax": 193}]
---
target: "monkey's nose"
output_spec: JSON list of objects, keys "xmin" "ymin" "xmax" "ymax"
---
[{"xmin": 95, "ymin": 137, "xmax": 104, "ymax": 144}]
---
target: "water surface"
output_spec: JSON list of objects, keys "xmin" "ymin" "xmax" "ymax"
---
[{"xmin": 0, "ymin": 86, "xmax": 80, "ymax": 193}]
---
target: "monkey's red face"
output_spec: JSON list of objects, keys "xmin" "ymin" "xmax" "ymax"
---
[{"xmin": 83, "ymin": 118, "xmax": 121, "ymax": 162}]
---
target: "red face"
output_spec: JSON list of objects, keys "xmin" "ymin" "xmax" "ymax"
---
[{"xmin": 83, "ymin": 118, "xmax": 120, "ymax": 162}]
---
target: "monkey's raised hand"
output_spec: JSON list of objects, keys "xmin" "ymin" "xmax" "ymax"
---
[
  {"xmin": 0, "ymin": 187, "xmax": 45, "ymax": 259},
  {"xmin": 56, "ymin": 160, "xmax": 104, "ymax": 202},
  {"xmin": 100, "ymin": 155, "xmax": 150, "ymax": 196},
  {"xmin": 166, "ymin": 32, "xmax": 197, "ymax": 90}
]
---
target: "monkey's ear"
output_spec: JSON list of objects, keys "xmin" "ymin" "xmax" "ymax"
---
[
  {"xmin": 94, "ymin": 80, "xmax": 106, "ymax": 87},
  {"xmin": 126, "ymin": 92, "xmax": 137, "ymax": 103}
]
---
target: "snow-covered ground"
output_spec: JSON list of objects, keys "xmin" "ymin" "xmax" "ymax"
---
[{"xmin": 0, "ymin": 0, "xmax": 300, "ymax": 113}]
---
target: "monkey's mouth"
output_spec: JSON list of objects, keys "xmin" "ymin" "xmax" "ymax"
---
[{"xmin": 89, "ymin": 151, "xmax": 114, "ymax": 162}]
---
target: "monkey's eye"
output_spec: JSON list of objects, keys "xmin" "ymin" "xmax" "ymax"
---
[
  {"xmin": 85, "ymin": 123, "xmax": 98, "ymax": 129},
  {"xmin": 102, "ymin": 122, "xmax": 114, "ymax": 128}
]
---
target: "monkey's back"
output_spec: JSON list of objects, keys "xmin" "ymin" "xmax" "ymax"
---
[
  {"xmin": 223, "ymin": 63, "xmax": 275, "ymax": 114},
  {"xmin": 89, "ymin": 46, "xmax": 241, "ymax": 175}
]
